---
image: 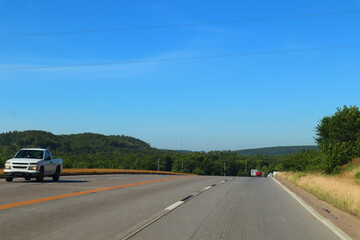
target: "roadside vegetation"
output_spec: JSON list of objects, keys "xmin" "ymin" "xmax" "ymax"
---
[
  {"xmin": 276, "ymin": 105, "xmax": 360, "ymax": 217},
  {"xmin": 274, "ymin": 106, "xmax": 360, "ymax": 174},
  {"xmin": 278, "ymin": 158, "xmax": 360, "ymax": 218}
]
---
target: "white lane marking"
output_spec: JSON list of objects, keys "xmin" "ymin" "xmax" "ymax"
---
[
  {"xmin": 165, "ymin": 201, "xmax": 184, "ymax": 211},
  {"xmin": 273, "ymin": 177, "xmax": 352, "ymax": 240},
  {"xmin": 203, "ymin": 186, "xmax": 212, "ymax": 191},
  {"xmin": 123, "ymin": 180, "xmax": 231, "ymax": 240}
]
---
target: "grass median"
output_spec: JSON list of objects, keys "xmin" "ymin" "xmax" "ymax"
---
[{"xmin": 277, "ymin": 158, "xmax": 360, "ymax": 218}]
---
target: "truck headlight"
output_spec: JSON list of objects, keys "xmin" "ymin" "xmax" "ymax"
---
[
  {"xmin": 5, "ymin": 165, "xmax": 11, "ymax": 169},
  {"xmin": 28, "ymin": 166, "xmax": 38, "ymax": 170}
]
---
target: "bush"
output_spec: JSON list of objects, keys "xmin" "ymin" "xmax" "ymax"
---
[{"xmin": 318, "ymin": 142, "xmax": 353, "ymax": 174}]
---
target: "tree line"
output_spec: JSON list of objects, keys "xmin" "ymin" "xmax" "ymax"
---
[
  {"xmin": 1, "ymin": 105, "xmax": 358, "ymax": 175},
  {"xmin": 0, "ymin": 130, "xmax": 283, "ymax": 175}
]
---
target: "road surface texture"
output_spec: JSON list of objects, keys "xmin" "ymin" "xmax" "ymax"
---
[{"xmin": 0, "ymin": 175, "xmax": 343, "ymax": 240}]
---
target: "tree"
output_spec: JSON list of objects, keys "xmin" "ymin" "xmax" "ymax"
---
[{"xmin": 315, "ymin": 105, "xmax": 360, "ymax": 173}]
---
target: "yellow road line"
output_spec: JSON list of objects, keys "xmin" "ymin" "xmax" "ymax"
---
[{"xmin": 0, "ymin": 176, "xmax": 196, "ymax": 210}]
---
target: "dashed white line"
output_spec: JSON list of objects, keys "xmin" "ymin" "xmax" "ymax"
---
[
  {"xmin": 123, "ymin": 178, "xmax": 233, "ymax": 240},
  {"xmin": 165, "ymin": 201, "xmax": 184, "ymax": 211}
]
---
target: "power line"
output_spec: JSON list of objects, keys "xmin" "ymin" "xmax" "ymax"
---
[
  {"xmin": 1, "ymin": 43, "xmax": 359, "ymax": 71},
  {"xmin": 1, "ymin": 10, "xmax": 359, "ymax": 38}
]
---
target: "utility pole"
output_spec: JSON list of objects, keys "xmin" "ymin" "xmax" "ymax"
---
[
  {"xmin": 245, "ymin": 159, "xmax": 248, "ymax": 176},
  {"xmin": 158, "ymin": 159, "xmax": 160, "ymax": 171},
  {"xmin": 181, "ymin": 136, "xmax": 183, "ymax": 173},
  {"xmin": 181, "ymin": 136, "xmax": 182, "ymax": 152},
  {"xmin": 224, "ymin": 162, "xmax": 226, "ymax": 176}
]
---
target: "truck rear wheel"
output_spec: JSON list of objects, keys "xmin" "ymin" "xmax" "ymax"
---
[
  {"xmin": 53, "ymin": 167, "xmax": 60, "ymax": 182},
  {"xmin": 36, "ymin": 167, "xmax": 44, "ymax": 182},
  {"xmin": 6, "ymin": 177, "xmax": 13, "ymax": 182}
]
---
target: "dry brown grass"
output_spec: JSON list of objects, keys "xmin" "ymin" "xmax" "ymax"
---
[
  {"xmin": 277, "ymin": 159, "xmax": 360, "ymax": 218},
  {"xmin": 0, "ymin": 168, "xmax": 193, "ymax": 178},
  {"xmin": 61, "ymin": 168, "xmax": 192, "ymax": 176}
]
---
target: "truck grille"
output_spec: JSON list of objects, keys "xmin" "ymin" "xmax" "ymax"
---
[{"xmin": 12, "ymin": 166, "xmax": 28, "ymax": 169}]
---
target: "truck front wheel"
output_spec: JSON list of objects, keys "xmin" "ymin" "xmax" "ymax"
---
[
  {"xmin": 36, "ymin": 167, "xmax": 44, "ymax": 182},
  {"xmin": 53, "ymin": 167, "xmax": 60, "ymax": 182},
  {"xmin": 6, "ymin": 177, "xmax": 13, "ymax": 182}
]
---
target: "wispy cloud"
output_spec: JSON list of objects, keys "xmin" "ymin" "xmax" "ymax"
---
[{"xmin": 0, "ymin": 49, "xmax": 201, "ymax": 81}]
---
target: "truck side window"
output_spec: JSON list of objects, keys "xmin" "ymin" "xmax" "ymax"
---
[{"xmin": 45, "ymin": 151, "xmax": 50, "ymax": 160}]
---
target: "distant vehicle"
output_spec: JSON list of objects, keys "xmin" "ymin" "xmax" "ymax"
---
[
  {"xmin": 4, "ymin": 148, "xmax": 63, "ymax": 182},
  {"xmin": 256, "ymin": 171, "xmax": 262, "ymax": 177},
  {"xmin": 250, "ymin": 169, "xmax": 258, "ymax": 177}
]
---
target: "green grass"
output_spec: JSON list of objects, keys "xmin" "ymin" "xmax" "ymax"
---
[{"xmin": 288, "ymin": 172, "xmax": 307, "ymax": 184}]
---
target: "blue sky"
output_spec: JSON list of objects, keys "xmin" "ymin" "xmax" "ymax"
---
[{"xmin": 0, "ymin": 0, "xmax": 359, "ymax": 151}]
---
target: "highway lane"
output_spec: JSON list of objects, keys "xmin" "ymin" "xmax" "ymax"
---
[
  {"xmin": 131, "ymin": 177, "xmax": 340, "ymax": 240},
  {"xmin": 0, "ymin": 175, "xmax": 342, "ymax": 240},
  {"xmin": 0, "ymin": 174, "xmax": 230, "ymax": 240}
]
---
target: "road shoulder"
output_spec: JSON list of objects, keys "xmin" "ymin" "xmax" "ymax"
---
[{"xmin": 275, "ymin": 176, "xmax": 360, "ymax": 239}]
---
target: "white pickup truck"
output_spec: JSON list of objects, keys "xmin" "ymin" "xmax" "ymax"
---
[{"xmin": 4, "ymin": 148, "xmax": 63, "ymax": 182}]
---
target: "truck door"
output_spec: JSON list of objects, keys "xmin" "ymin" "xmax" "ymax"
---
[{"xmin": 44, "ymin": 150, "xmax": 55, "ymax": 175}]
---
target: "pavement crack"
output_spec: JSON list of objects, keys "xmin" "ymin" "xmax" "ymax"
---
[
  {"xmin": 189, "ymin": 184, "xmax": 234, "ymax": 240},
  {"xmin": 322, "ymin": 207, "xmax": 338, "ymax": 219}
]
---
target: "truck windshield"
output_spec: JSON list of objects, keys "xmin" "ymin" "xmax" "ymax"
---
[{"xmin": 15, "ymin": 150, "xmax": 44, "ymax": 159}]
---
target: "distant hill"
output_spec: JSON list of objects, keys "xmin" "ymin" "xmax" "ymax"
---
[
  {"xmin": 235, "ymin": 145, "xmax": 318, "ymax": 156},
  {"xmin": 0, "ymin": 130, "xmax": 152, "ymax": 156},
  {"xmin": 161, "ymin": 149, "xmax": 194, "ymax": 153},
  {"xmin": 0, "ymin": 130, "xmax": 170, "ymax": 170}
]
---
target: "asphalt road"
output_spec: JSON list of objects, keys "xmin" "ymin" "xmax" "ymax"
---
[{"xmin": 0, "ymin": 174, "xmax": 341, "ymax": 240}]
